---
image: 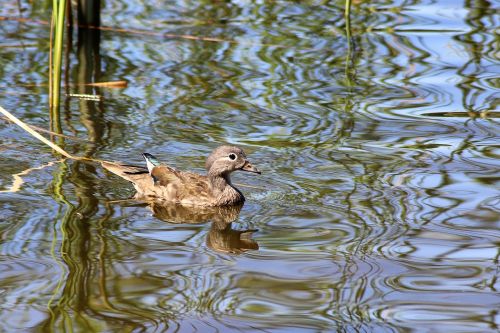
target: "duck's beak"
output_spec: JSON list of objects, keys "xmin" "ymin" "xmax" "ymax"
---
[{"xmin": 240, "ymin": 160, "xmax": 261, "ymax": 174}]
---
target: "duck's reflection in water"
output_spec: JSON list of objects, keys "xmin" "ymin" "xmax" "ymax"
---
[{"xmin": 148, "ymin": 202, "xmax": 258, "ymax": 254}]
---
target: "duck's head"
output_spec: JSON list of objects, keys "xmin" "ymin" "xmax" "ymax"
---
[{"xmin": 205, "ymin": 145, "xmax": 261, "ymax": 177}]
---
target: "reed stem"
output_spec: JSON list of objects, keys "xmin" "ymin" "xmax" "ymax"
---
[{"xmin": 51, "ymin": 0, "xmax": 66, "ymax": 107}]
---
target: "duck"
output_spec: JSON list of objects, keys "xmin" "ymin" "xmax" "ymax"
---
[{"xmin": 101, "ymin": 145, "xmax": 261, "ymax": 206}]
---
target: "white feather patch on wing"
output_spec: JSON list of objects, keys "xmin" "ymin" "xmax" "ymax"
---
[{"xmin": 145, "ymin": 158, "xmax": 156, "ymax": 174}]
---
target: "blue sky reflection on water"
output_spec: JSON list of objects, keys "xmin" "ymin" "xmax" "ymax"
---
[{"xmin": 0, "ymin": 0, "xmax": 499, "ymax": 332}]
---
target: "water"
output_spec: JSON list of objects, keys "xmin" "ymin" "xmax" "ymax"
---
[{"xmin": 0, "ymin": 0, "xmax": 499, "ymax": 332}]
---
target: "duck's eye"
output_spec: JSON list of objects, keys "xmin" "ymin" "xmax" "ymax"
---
[{"xmin": 228, "ymin": 153, "xmax": 236, "ymax": 160}]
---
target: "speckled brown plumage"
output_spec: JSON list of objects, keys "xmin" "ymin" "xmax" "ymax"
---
[{"xmin": 102, "ymin": 145, "xmax": 261, "ymax": 206}]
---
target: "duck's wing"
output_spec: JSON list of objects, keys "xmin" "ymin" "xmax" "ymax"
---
[
  {"xmin": 142, "ymin": 153, "xmax": 187, "ymax": 186},
  {"xmin": 149, "ymin": 165, "xmax": 184, "ymax": 185},
  {"xmin": 144, "ymin": 153, "xmax": 213, "ymax": 203},
  {"xmin": 150, "ymin": 166, "xmax": 212, "ymax": 204},
  {"xmin": 143, "ymin": 152, "xmax": 208, "ymax": 188}
]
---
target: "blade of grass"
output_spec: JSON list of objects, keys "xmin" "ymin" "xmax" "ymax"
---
[
  {"xmin": 0, "ymin": 105, "xmax": 74, "ymax": 158},
  {"xmin": 0, "ymin": 105, "xmax": 118, "ymax": 164},
  {"xmin": 85, "ymin": 80, "xmax": 128, "ymax": 88},
  {"xmin": 1, "ymin": 115, "xmax": 90, "ymax": 141}
]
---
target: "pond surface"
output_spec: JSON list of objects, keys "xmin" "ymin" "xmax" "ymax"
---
[{"xmin": 1, "ymin": 0, "xmax": 499, "ymax": 332}]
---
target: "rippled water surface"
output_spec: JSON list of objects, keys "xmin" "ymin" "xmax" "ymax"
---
[{"xmin": 1, "ymin": 0, "xmax": 499, "ymax": 332}]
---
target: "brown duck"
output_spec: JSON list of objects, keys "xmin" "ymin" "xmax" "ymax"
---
[{"xmin": 102, "ymin": 145, "xmax": 261, "ymax": 206}]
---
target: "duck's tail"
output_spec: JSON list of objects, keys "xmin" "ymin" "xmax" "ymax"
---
[
  {"xmin": 101, "ymin": 161, "xmax": 149, "ymax": 183},
  {"xmin": 102, "ymin": 153, "xmax": 161, "ymax": 192}
]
